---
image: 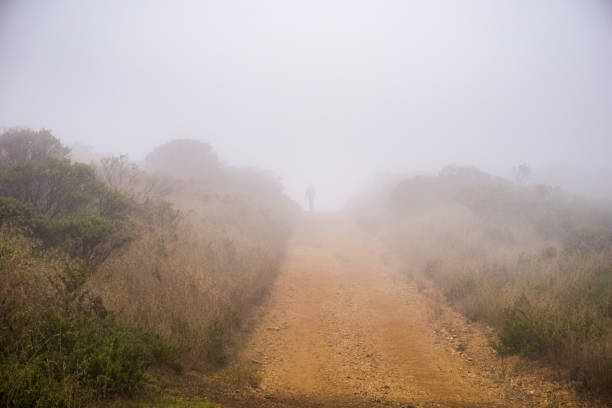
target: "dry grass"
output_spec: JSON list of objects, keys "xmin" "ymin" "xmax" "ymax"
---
[
  {"xmin": 0, "ymin": 133, "xmax": 295, "ymax": 406},
  {"xmin": 351, "ymin": 167, "xmax": 612, "ymax": 400},
  {"xmin": 0, "ymin": 228, "xmax": 62, "ymax": 335},
  {"xmin": 87, "ymin": 160, "xmax": 296, "ymax": 369}
]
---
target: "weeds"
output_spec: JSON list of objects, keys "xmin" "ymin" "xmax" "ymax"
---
[
  {"xmin": 0, "ymin": 130, "xmax": 295, "ymax": 405},
  {"xmin": 352, "ymin": 165, "xmax": 612, "ymax": 401},
  {"xmin": 129, "ymin": 398, "xmax": 220, "ymax": 408},
  {"xmin": 0, "ymin": 314, "xmax": 178, "ymax": 406}
]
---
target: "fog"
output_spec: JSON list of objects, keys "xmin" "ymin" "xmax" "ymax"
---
[{"xmin": 1, "ymin": 0, "xmax": 612, "ymax": 210}]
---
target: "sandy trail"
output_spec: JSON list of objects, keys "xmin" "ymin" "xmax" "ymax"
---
[{"xmin": 239, "ymin": 214, "xmax": 580, "ymax": 407}]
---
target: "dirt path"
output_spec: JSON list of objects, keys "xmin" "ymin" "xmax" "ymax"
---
[{"xmin": 236, "ymin": 214, "xmax": 584, "ymax": 408}]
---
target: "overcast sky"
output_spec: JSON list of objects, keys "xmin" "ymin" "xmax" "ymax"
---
[{"xmin": 1, "ymin": 1, "xmax": 611, "ymax": 209}]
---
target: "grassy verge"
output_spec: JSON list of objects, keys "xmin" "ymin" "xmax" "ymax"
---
[
  {"xmin": 0, "ymin": 230, "xmax": 180, "ymax": 407},
  {"xmin": 128, "ymin": 398, "xmax": 220, "ymax": 408},
  {"xmin": 423, "ymin": 247, "xmax": 612, "ymax": 398},
  {"xmin": 0, "ymin": 129, "xmax": 295, "ymax": 406},
  {"xmin": 350, "ymin": 165, "xmax": 612, "ymax": 401}
]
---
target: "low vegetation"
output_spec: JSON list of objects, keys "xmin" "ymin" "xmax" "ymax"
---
[
  {"xmin": 128, "ymin": 399, "xmax": 220, "ymax": 408},
  {"xmin": 90, "ymin": 139, "xmax": 296, "ymax": 367},
  {"xmin": 0, "ymin": 129, "xmax": 296, "ymax": 406},
  {"xmin": 350, "ymin": 165, "xmax": 612, "ymax": 400}
]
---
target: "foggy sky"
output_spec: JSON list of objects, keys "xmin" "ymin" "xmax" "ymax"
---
[{"xmin": 1, "ymin": 1, "xmax": 611, "ymax": 209}]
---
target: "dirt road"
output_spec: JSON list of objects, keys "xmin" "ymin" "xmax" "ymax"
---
[{"xmin": 236, "ymin": 214, "xmax": 582, "ymax": 408}]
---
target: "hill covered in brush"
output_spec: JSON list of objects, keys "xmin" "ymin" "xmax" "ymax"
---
[
  {"xmin": 0, "ymin": 129, "xmax": 296, "ymax": 407},
  {"xmin": 349, "ymin": 165, "xmax": 612, "ymax": 400}
]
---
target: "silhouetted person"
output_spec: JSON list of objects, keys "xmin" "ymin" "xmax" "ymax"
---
[{"xmin": 305, "ymin": 184, "xmax": 316, "ymax": 211}]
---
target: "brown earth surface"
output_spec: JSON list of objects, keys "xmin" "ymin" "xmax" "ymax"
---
[{"xmin": 195, "ymin": 214, "xmax": 592, "ymax": 407}]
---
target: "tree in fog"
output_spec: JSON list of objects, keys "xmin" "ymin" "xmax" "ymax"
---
[
  {"xmin": 144, "ymin": 139, "xmax": 219, "ymax": 181},
  {"xmin": 99, "ymin": 155, "xmax": 174, "ymax": 202},
  {"xmin": 0, "ymin": 128, "xmax": 70, "ymax": 170}
]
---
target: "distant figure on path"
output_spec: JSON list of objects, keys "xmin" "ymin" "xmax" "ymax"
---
[{"xmin": 305, "ymin": 184, "xmax": 316, "ymax": 211}]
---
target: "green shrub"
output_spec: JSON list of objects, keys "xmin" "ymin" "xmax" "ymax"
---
[
  {"xmin": 0, "ymin": 313, "xmax": 179, "ymax": 407},
  {"xmin": 0, "ymin": 358, "xmax": 81, "ymax": 408},
  {"xmin": 0, "ymin": 128, "xmax": 180, "ymax": 406},
  {"xmin": 0, "ymin": 158, "xmax": 132, "ymax": 270},
  {"xmin": 0, "ymin": 128, "xmax": 70, "ymax": 171},
  {"xmin": 203, "ymin": 321, "xmax": 228, "ymax": 368},
  {"xmin": 496, "ymin": 304, "xmax": 547, "ymax": 356}
]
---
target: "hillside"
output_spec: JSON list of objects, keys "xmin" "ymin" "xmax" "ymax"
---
[{"xmin": 0, "ymin": 129, "xmax": 296, "ymax": 406}]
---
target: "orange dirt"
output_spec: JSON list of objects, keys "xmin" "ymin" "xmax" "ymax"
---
[{"xmin": 231, "ymin": 214, "xmax": 587, "ymax": 408}]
